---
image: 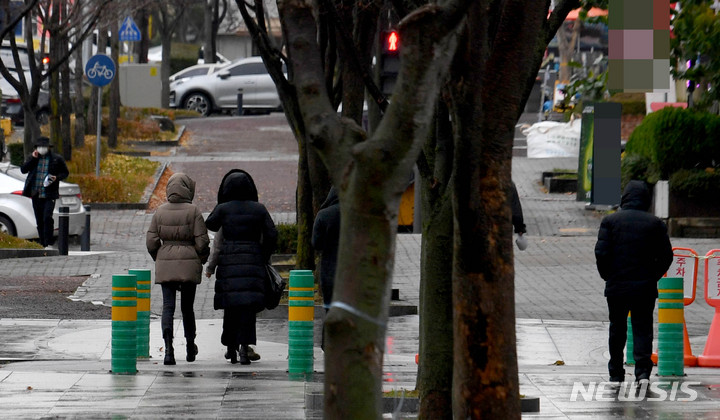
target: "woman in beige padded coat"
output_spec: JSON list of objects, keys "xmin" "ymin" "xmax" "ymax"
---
[{"xmin": 146, "ymin": 173, "xmax": 209, "ymax": 365}]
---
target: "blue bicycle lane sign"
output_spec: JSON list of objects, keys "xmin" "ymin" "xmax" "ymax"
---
[{"xmin": 85, "ymin": 54, "xmax": 116, "ymax": 87}]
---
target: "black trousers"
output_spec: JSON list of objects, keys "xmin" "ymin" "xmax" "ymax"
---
[
  {"xmin": 161, "ymin": 282, "xmax": 197, "ymax": 340},
  {"xmin": 31, "ymin": 197, "xmax": 55, "ymax": 246},
  {"xmin": 607, "ymin": 294, "xmax": 656, "ymax": 378},
  {"xmin": 221, "ymin": 308, "xmax": 256, "ymax": 348}
]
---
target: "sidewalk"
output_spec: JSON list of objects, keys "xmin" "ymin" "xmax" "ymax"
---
[{"xmin": 2, "ymin": 151, "xmax": 720, "ymax": 418}]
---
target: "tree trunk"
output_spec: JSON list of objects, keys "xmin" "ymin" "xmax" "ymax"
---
[
  {"xmin": 49, "ymin": 0, "xmax": 62, "ymax": 156},
  {"xmin": 108, "ymin": 19, "xmax": 120, "ymax": 148},
  {"xmin": 74, "ymin": 34, "xmax": 87, "ymax": 147},
  {"xmin": 22, "ymin": 108, "xmax": 41, "ymax": 157},
  {"xmin": 558, "ymin": 20, "xmax": 581, "ymax": 83},
  {"xmin": 448, "ymin": 2, "xmax": 554, "ymax": 417},
  {"xmin": 61, "ymin": 37, "xmax": 72, "ymax": 161},
  {"xmin": 417, "ymin": 101, "xmax": 454, "ymax": 419},
  {"xmin": 160, "ymin": 31, "xmax": 172, "ymax": 108},
  {"xmin": 137, "ymin": 9, "xmax": 150, "ymax": 63},
  {"xmin": 204, "ymin": 0, "xmax": 213, "ymax": 63},
  {"xmin": 295, "ymin": 137, "xmax": 315, "ymax": 270}
]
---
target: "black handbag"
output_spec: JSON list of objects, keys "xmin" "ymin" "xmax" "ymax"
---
[{"xmin": 264, "ymin": 264, "xmax": 285, "ymax": 310}]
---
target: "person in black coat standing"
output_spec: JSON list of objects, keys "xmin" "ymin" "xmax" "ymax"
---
[
  {"xmin": 20, "ymin": 136, "xmax": 69, "ymax": 247},
  {"xmin": 312, "ymin": 186, "xmax": 340, "ymax": 310},
  {"xmin": 205, "ymin": 169, "xmax": 277, "ymax": 365},
  {"xmin": 595, "ymin": 180, "xmax": 673, "ymax": 383}
]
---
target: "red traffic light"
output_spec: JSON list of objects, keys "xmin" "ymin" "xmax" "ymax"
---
[{"xmin": 386, "ymin": 31, "xmax": 399, "ymax": 52}]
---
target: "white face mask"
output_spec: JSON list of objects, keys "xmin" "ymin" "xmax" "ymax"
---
[{"xmin": 36, "ymin": 147, "xmax": 48, "ymax": 155}]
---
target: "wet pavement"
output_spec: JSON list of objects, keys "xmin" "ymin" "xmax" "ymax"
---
[{"xmin": 2, "ymin": 114, "xmax": 720, "ymax": 418}]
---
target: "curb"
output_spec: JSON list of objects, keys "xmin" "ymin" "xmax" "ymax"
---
[
  {"xmin": 0, "ymin": 248, "xmax": 59, "ymax": 259},
  {"xmin": 90, "ymin": 161, "xmax": 170, "ymax": 211},
  {"xmin": 257, "ymin": 301, "xmax": 417, "ymax": 319}
]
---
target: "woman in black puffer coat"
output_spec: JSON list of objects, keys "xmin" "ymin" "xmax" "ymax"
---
[{"xmin": 205, "ymin": 169, "xmax": 277, "ymax": 365}]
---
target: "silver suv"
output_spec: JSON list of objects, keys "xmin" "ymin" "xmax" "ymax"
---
[{"xmin": 169, "ymin": 56, "xmax": 282, "ymax": 116}]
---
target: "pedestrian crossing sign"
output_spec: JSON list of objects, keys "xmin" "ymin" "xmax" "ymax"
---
[{"xmin": 120, "ymin": 16, "xmax": 141, "ymax": 42}]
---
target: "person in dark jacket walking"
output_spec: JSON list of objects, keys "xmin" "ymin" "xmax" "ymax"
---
[
  {"xmin": 511, "ymin": 181, "xmax": 528, "ymax": 250},
  {"xmin": 312, "ymin": 187, "xmax": 340, "ymax": 351},
  {"xmin": 20, "ymin": 136, "xmax": 69, "ymax": 247},
  {"xmin": 595, "ymin": 180, "xmax": 673, "ymax": 383},
  {"xmin": 146, "ymin": 173, "xmax": 209, "ymax": 365},
  {"xmin": 205, "ymin": 169, "xmax": 277, "ymax": 365},
  {"xmin": 312, "ymin": 186, "xmax": 340, "ymax": 310}
]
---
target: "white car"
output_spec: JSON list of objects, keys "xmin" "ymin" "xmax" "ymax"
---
[
  {"xmin": 169, "ymin": 56, "xmax": 283, "ymax": 116},
  {"xmin": 169, "ymin": 63, "xmax": 227, "ymax": 83},
  {"xmin": 0, "ymin": 162, "xmax": 86, "ymax": 239}
]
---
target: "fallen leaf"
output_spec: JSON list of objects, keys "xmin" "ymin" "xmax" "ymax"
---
[{"xmin": 552, "ymin": 360, "xmax": 565, "ymax": 366}]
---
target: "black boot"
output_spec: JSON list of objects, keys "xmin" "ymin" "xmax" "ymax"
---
[
  {"xmin": 239, "ymin": 345, "xmax": 251, "ymax": 365},
  {"xmin": 227, "ymin": 345, "xmax": 237, "ymax": 364},
  {"xmin": 163, "ymin": 333, "xmax": 176, "ymax": 366},
  {"xmin": 186, "ymin": 338, "xmax": 198, "ymax": 363}
]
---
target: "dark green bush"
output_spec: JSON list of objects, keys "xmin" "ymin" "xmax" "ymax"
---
[
  {"xmin": 621, "ymin": 154, "xmax": 660, "ymax": 190},
  {"xmin": 669, "ymin": 169, "xmax": 720, "ymax": 199},
  {"xmin": 625, "ymin": 107, "xmax": 720, "ymax": 178},
  {"xmin": 275, "ymin": 223, "xmax": 298, "ymax": 254},
  {"xmin": 8, "ymin": 142, "xmax": 24, "ymax": 166}
]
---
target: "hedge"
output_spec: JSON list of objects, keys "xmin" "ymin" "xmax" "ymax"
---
[{"xmin": 625, "ymin": 107, "xmax": 720, "ymax": 179}]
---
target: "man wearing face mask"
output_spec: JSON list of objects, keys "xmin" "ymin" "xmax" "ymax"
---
[{"xmin": 20, "ymin": 136, "xmax": 69, "ymax": 247}]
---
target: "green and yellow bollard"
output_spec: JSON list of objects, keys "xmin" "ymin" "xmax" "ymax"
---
[
  {"xmin": 657, "ymin": 277, "xmax": 684, "ymax": 377},
  {"xmin": 625, "ymin": 312, "xmax": 635, "ymax": 365},
  {"xmin": 111, "ymin": 274, "xmax": 137, "ymax": 374},
  {"xmin": 128, "ymin": 269, "xmax": 151, "ymax": 359},
  {"xmin": 288, "ymin": 269, "xmax": 315, "ymax": 376}
]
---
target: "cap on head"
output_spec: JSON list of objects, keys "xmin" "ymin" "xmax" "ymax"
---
[{"xmin": 34, "ymin": 136, "xmax": 51, "ymax": 147}]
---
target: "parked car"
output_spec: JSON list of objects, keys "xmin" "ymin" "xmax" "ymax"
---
[
  {"xmin": 169, "ymin": 56, "xmax": 283, "ymax": 116},
  {"xmin": 0, "ymin": 162, "xmax": 86, "ymax": 240},
  {"xmin": 148, "ymin": 45, "xmax": 230, "ymax": 65},
  {"xmin": 169, "ymin": 62, "xmax": 227, "ymax": 83},
  {"xmin": 0, "ymin": 69, "xmax": 51, "ymax": 126}
]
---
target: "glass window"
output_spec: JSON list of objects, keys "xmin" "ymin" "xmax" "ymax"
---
[{"xmin": 229, "ymin": 62, "xmax": 267, "ymax": 76}]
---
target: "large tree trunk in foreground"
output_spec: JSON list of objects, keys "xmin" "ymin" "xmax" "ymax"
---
[
  {"xmin": 417, "ymin": 100, "xmax": 454, "ymax": 419},
  {"xmin": 449, "ymin": 2, "xmax": 555, "ymax": 417},
  {"xmin": 278, "ymin": 0, "xmax": 469, "ymax": 417}
]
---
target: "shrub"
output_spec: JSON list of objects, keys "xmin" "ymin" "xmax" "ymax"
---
[
  {"xmin": 67, "ymin": 142, "xmax": 158, "ymax": 203},
  {"xmin": 621, "ymin": 154, "xmax": 660, "ymax": 190},
  {"xmin": 0, "ymin": 231, "xmax": 43, "ymax": 249},
  {"xmin": 66, "ymin": 174, "xmax": 127, "ymax": 202},
  {"xmin": 7, "ymin": 142, "xmax": 23, "ymax": 166},
  {"xmin": 625, "ymin": 107, "xmax": 719, "ymax": 178},
  {"xmin": 669, "ymin": 169, "xmax": 720, "ymax": 199},
  {"xmin": 275, "ymin": 223, "xmax": 298, "ymax": 254}
]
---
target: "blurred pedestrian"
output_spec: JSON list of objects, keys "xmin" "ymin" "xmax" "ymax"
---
[
  {"xmin": 312, "ymin": 186, "xmax": 340, "ymax": 311},
  {"xmin": 146, "ymin": 173, "xmax": 209, "ymax": 365},
  {"xmin": 20, "ymin": 136, "xmax": 69, "ymax": 248},
  {"xmin": 205, "ymin": 169, "xmax": 277, "ymax": 365},
  {"xmin": 595, "ymin": 180, "xmax": 673, "ymax": 383},
  {"xmin": 312, "ymin": 186, "xmax": 340, "ymax": 350},
  {"xmin": 511, "ymin": 181, "xmax": 528, "ymax": 250}
]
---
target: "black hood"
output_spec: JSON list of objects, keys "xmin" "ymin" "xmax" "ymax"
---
[
  {"xmin": 621, "ymin": 180, "xmax": 651, "ymax": 211},
  {"xmin": 217, "ymin": 169, "xmax": 258, "ymax": 203},
  {"xmin": 319, "ymin": 186, "xmax": 339, "ymax": 210}
]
